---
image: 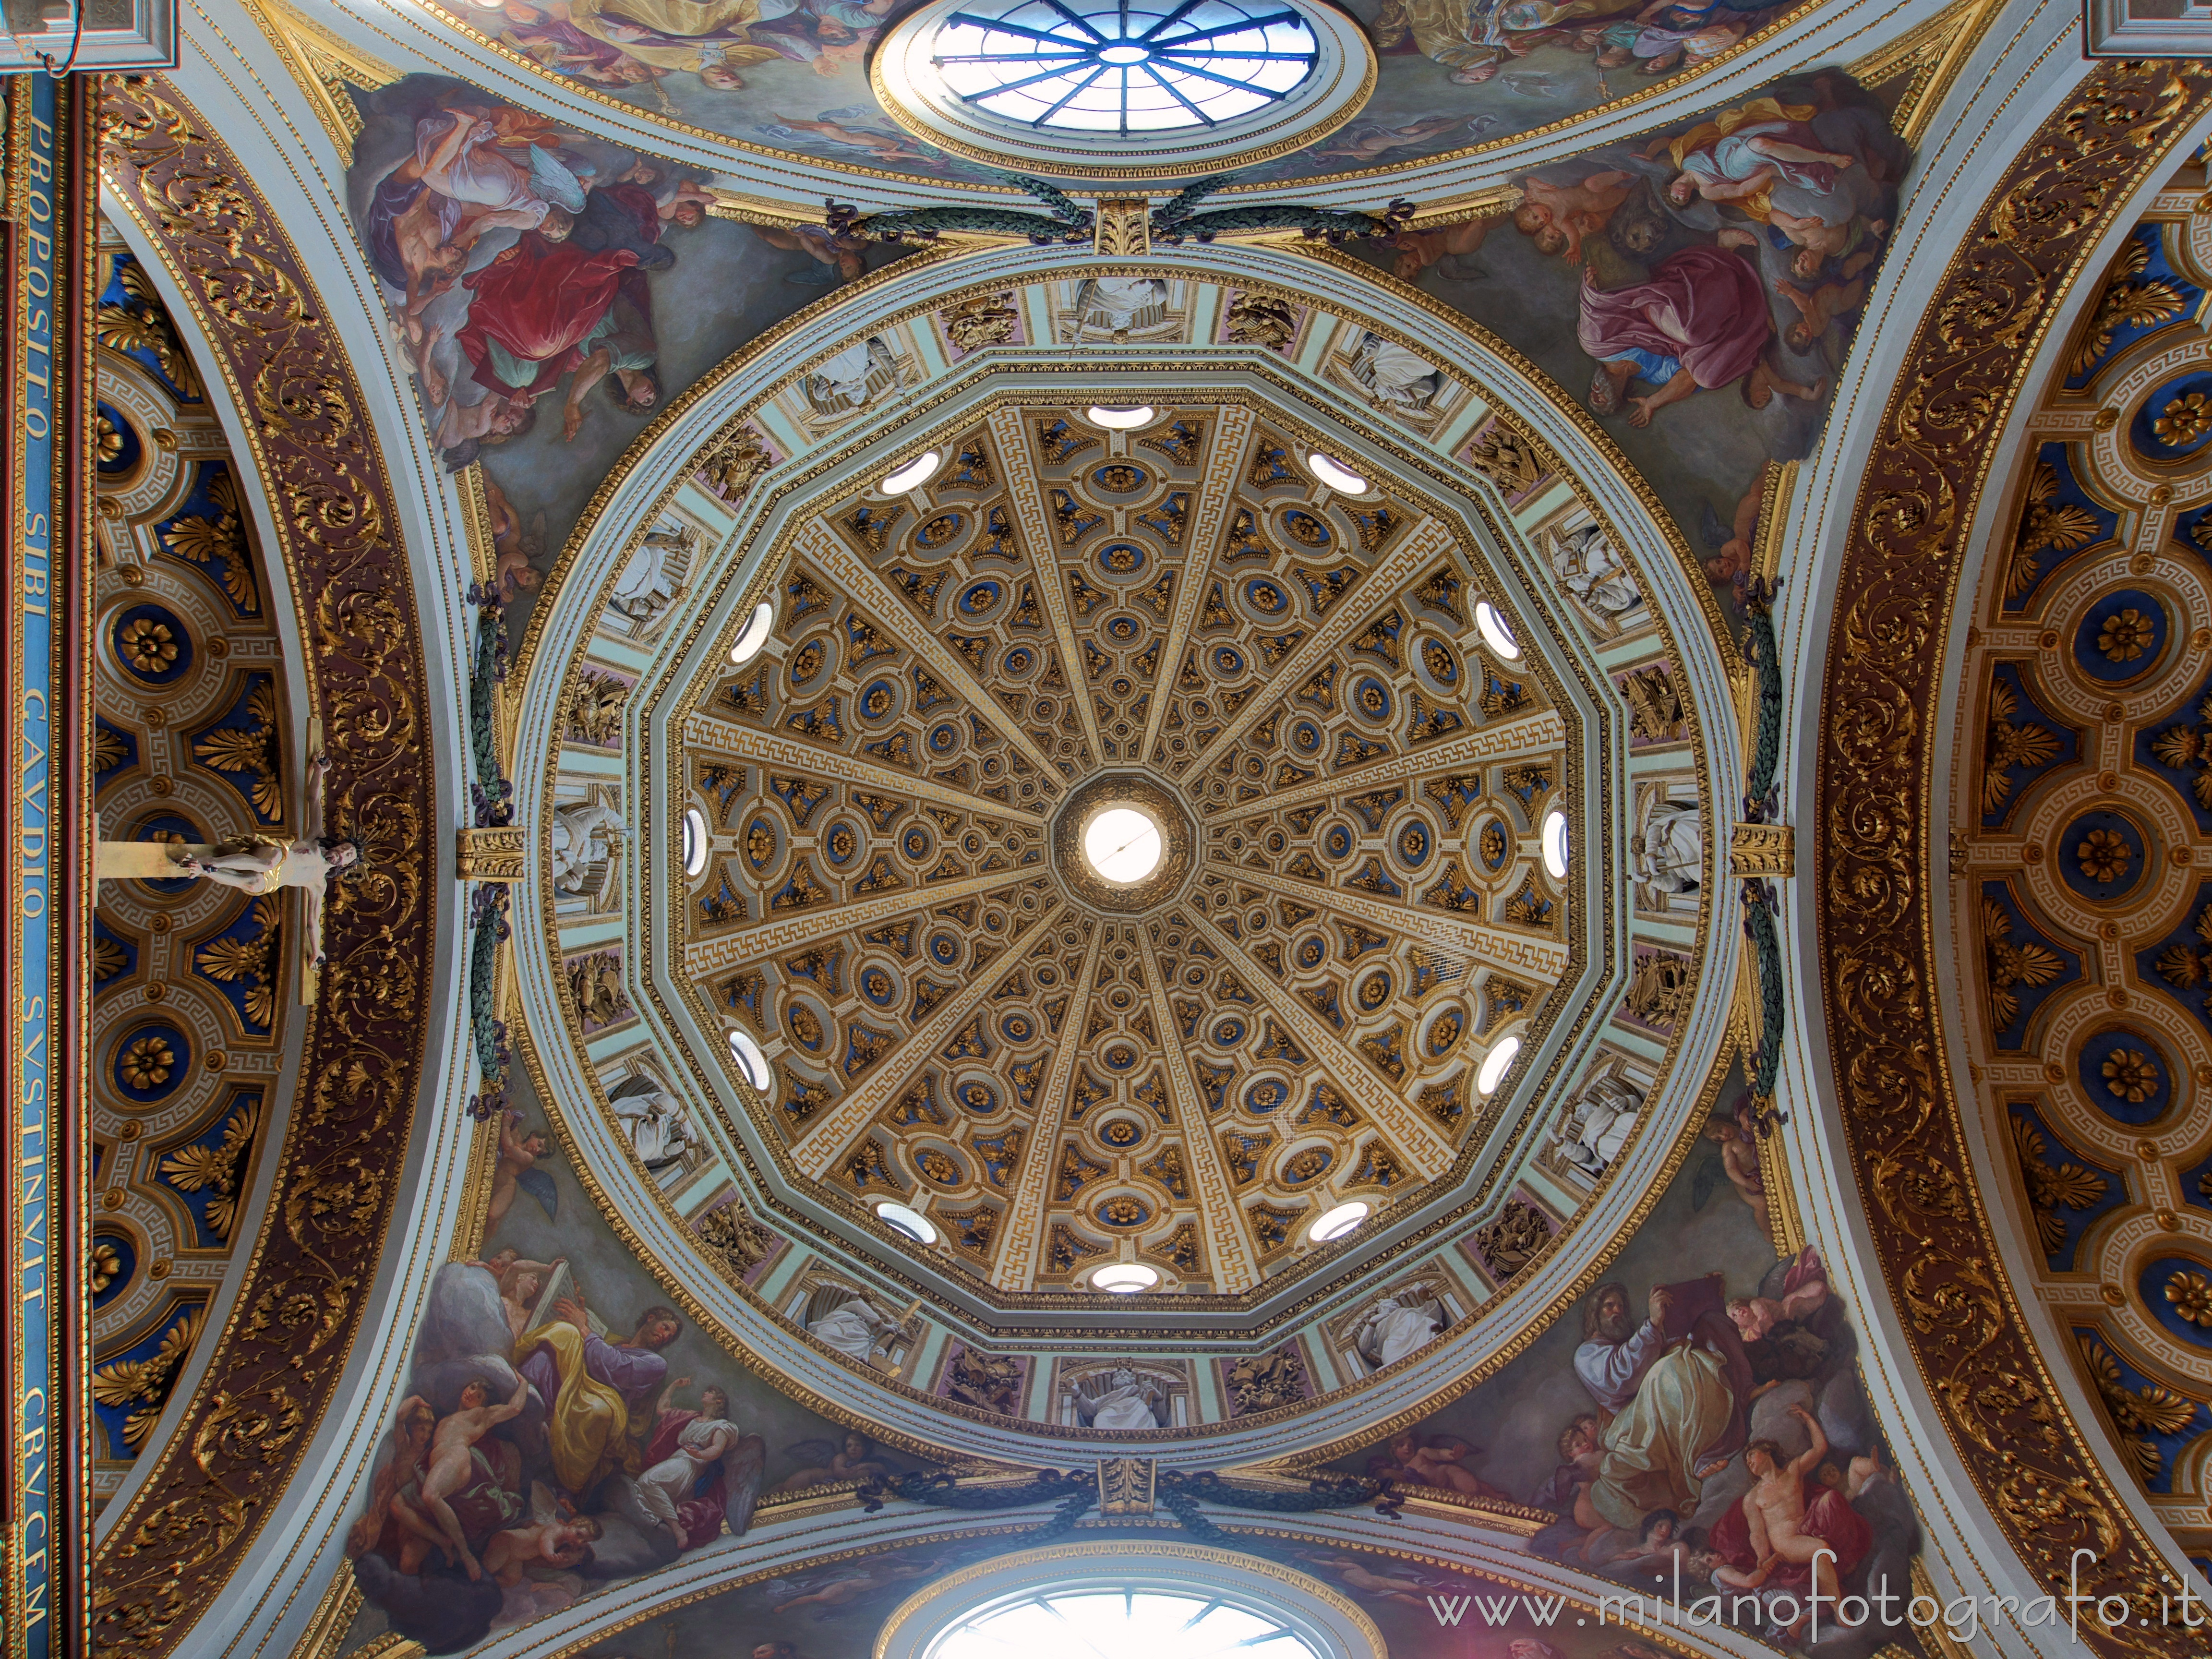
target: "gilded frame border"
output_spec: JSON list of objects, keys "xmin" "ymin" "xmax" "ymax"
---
[
  {"xmin": 1813, "ymin": 58, "xmax": 2212, "ymax": 1652},
  {"xmin": 91, "ymin": 75, "xmax": 436, "ymax": 1659}
]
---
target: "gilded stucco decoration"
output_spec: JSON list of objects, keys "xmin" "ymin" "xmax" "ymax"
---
[
  {"xmin": 1824, "ymin": 57, "xmax": 2212, "ymax": 1653},
  {"xmin": 1947, "ymin": 149, "xmax": 2212, "ymax": 1581},
  {"xmin": 92, "ymin": 75, "xmax": 435, "ymax": 1659},
  {"xmin": 495, "ymin": 240, "xmax": 1728, "ymax": 1473},
  {"xmin": 57, "ymin": 0, "xmax": 2080, "ymax": 1651},
  {"xmin": 86, "ymin": 221, "xmax": 297, "ymax": 1514}
]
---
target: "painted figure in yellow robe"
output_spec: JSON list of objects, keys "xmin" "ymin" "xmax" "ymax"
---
[
  {"xmin": 514, "ymin": 1296, "xmax": 683, "ymax": 1497},
  {"xmin": 567, "ymin": 0, "xmax": 792, "ymax": 86}
]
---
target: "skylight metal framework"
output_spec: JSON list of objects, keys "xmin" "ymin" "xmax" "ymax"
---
[{"xmin": 933, "ymin": 0, "xmax": 1318, "ymax": 135}]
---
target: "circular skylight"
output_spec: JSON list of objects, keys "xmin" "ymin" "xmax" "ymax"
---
[
  {"xmin": 929, "ymin": 1588, "xmax": 1324, "ymax": 1659},
  {"xmin": 682, "ymin": 807, "xmax": 709, "ymax": 877},
  {"xmin": 1093, "ymin": 1262, "xmax": 1159, "ymax": 1293},
  {"xmin": 878, "ymin": 1200, "xmax": 939, "ymax": 1243},
  {"xmin": 933, "ymin": 0, "xmax": 1318, "ymax": 135},
  {"xmin": 1477, "ymin": 1036, "xmax": 1521, "ymax": 1096},
  {"xmin": 1309, "ymin": 1201, "xmax": 1369, "ymax": 1242},
  {"xmin": 1085, "ymin": 807, "xmax": 1163, "ymax": 883},
  {"xmin": 1475, "ymin": 601, "xmax": 1521, "ymax": 660},
  {"xmin": 1541, "ymin": 808, "xmax": 1570, "ymax": 878},
  {"xmin": 729, "ymin": 600, "xmax": 774, "ymax": 666},
  {"xmin": 1089, "ymin": 405, "xmax": 1156, "ymax": 428}
]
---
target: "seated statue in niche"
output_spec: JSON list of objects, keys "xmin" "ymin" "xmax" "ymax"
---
[
  {"xmin": 1071, "ymin": 1365, "xmax": 1166, "ymax": 1430},
  {"xmin": 1629, "ymin": 783, "xmax": 1703, "ymax": 912},
  {"xmin": 607, "ymin": 1073, "xmax": 694, "ymax": 1173},
  {"xmin": 804, "ymin": 1287, "xmax": 900, "ymax": 1363},
  {"xmin": 548, "ymin": 798, "xmax": 623, "ymax": 895},
  {"xmin": 1552, "ymin": 1072, "xmax": 1645, "ymax": 1181},
  {"xmin": 1351, "ymin": 1289, "xmax": 1447, "ymax": 1371}
]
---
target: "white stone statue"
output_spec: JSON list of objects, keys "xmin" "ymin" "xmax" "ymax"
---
[
  {"xmin": 1357, "ymin": 333, "xmax": 1440, "ymax": 414},
  {"xmin": 549, "ymin": 800, "xmax": 623, "ymax": 894},
  {"xmin": 608, "ymin": 1074, "xmax": 693, "ymax": 1169},
  {"xmin": 1075, "ymin": 277, "xmax": 1167, "ymax": 333},
  {"xmin": 1550, "ymin": 524, "xmax": 1643, "ymax": 624},
  {"xmin": 1352, "ymin": 1292, "xmax": 1444, "ymax": 1371},
  {"xmin": 1553, "ymin": 1072, "xmax": 1645, "ymax": 1180},
  {"xmin": 610, "ymin": 524, "xmax": 692, "ymax": 622},
  {"xmin": 808, "ymin": 1294, "xmax": 894, "ymax": 1361},
  {"xmin": 1072, "ymin": 1365, "xmax": 1165, "ymax": 1430},
  {"xmin": 1630, "ymin": 791, "xmax": 1703, "ymax": 910},
  {"xmin": 810, "ymin": 338, "xmax": 895, "ymax": 409}
]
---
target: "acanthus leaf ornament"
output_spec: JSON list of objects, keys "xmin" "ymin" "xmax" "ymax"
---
[
  {"xmin": 93, "ymin": 73, "xmax": 433, "ymax": 1659},
  {"xmin": 1818, "ymin": 59, "xmax": 2212, "ymax": 1653}
]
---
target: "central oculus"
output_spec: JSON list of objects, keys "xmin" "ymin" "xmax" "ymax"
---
[
  {"xmin": 1052, "ymin": 773, "xmax": 1194, "ymax": 913},
  {"xmin": 1084, "ymin": 806, "xmax": 1163, "ymax": 882}
]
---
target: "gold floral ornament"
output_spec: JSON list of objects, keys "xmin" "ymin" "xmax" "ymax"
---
[
  {"xmin": 93, "ymin": 935, "xmax": 129, "ymax": 983},
  {"xmin": 2069, "ymin": 235, "xmax": 2185, "ymax": 376},
  {"xmin": 90, "ymin": 1240, "xmax": 123, "ymax": 1297},
  {"xmin": 2150, "ymin": 696, "xmax": 2212, "ymax": 810},
  {"xmin": 160, "ymin": 469, "xmax": 258, "ymax": 613},
  {"xmin": 119, "ymin": 616, "xmax": 180, "ymax": 677},
  {"xmin": 1984, "ymin": 899, "xmax": 2062, "ymax": 1030},
  {"xmin": 2103, "ymin": 1047, "xmax": 2160, "ymax": 1103},
  {"xmin": 2163, "ymin": 1270, "xmax": 2212, "ymax": 1328},
  {"xmin": 96, "ymin": 256, "xmax": 204, "ymax": 397},
  {"xmin": 94, "ymin": 723, "xmax": 130, "ymax": 773},
  {"xmin": 1982, "ymin": 679, "xmax": 2061, "ymax": 814},
  {"xmin": 2008, "ymin": 461, "xmax": 2102, "ymax": 599},
  {"xmin": 193, "ymin": 898, "xmax": 281, "ymax": 1028},
  {"xmin": 120, "ymin": 1034, "xmax": 177, "ymax": 1090},
  {"xmin": 96, "ymin": 412, "xmax": 127, "ymax": 466},
  {"xmin": 2156, "ymin": 901, "xmax": 2212, "ymax": 988},
  {"xmin": 158, "ymin": 1099, "xmax": 261, "ymax": 1241},
  {"xmin": 192, "ymin": 681, "xmax": 283, "ymax": 819},
  {"xmin": 2011, "ymin": 1115, "xmax": 2109, "ymax": 1255},
  {"xmin": 2079, "ymin": 1332, "xmax": 2196, "ymax": 1482},
  {"xmin": 2077, "ymin": 827, "xmax": 2134, "ymax": 882},
  {"xmin": 2155, "ymin": 391, "xmax": 2212, "ymax": 446},
  {"xmin": 92, "ymin": 1307, "xmax": 206, "ymax": 1451},
  {"xmin": 2098, "ymin": 607, "xmax": 2156, "ymax": 663}
]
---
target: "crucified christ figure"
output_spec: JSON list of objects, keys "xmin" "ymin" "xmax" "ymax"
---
[{"xmin": 97, "ymin": 751, "xmax": 360, "ymax": 974}]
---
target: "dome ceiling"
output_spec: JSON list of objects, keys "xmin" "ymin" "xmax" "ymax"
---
[
  {"xmin": 677, "ymin": 396, "xmax": 1574, "ymax": 1296},
  {"xmin": 510, "ymin": 253, "xmax": 1728, "ymax": 1425}
]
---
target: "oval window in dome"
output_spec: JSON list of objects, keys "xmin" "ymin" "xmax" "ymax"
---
[
  {"xmin": 1087, "ymin": 405, "xmax": 1156, "ymax": 429},
  {"xmin": 727, "ymin": 1028, "xmax": 771, "ymax": 1091},
  {"xmin": 1309, "ymin": 1200, "xmax": 1370, "ymax": 1242},
  {"xmin": 878, "ymin": 1201, "xmax": 939, "ymax": 1244},
  {"xmin": 683, "ymin": 807, "xmax": 709, "ymax": 877},
  {"xmin": 1474, "ymin": 601, "xmax": 1521, "ymax": 661},
  {"xmin": 1092, "ymin": 1263, "xmax": 1159, "ymax": 1293},
  {"xmin": 1541, "ymin": 808, "xmax": 1569, "ymax": 879},
  {"xmin": 933, "ymin": 0, "xmax": 1319, "ymax": 135},
  {"xmin": 729, "ymin": 600, "xmax": 775, "ymax": 666},
  {"xmin": 1307, "ymin": 453, "xmax": 1367, "ymax": 493},
  {"xmin": 881, "ymin": 451, "xmax": 942, "ymax": 494},
  {"xmin": 1477, "ymin": 1035, "xmax": 1521, "ymax": 1096}
]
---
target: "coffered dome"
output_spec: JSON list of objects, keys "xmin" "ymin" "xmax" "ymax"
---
[
  {"xmin": 514, "ymin": 254, "xmax": 1723, "ymax": 1390},
  {"xmin": 677, "ymin": 397, "xmax": 1573, "ymax": 1296}
]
